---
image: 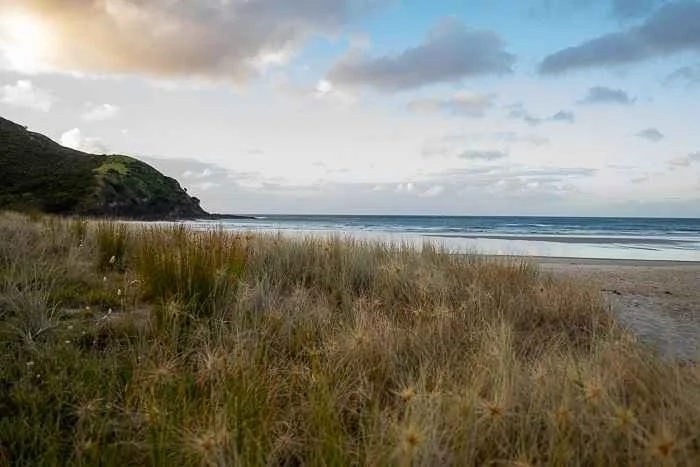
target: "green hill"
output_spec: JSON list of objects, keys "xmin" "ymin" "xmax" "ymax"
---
[{"xmin": 0, "ymin": 116, "xmax": 209, "ymax": 219}]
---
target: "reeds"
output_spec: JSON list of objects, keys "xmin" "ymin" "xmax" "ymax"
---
[{"xmin": 0, "ymin": 212, "xmax": 698, "ymax": 466}]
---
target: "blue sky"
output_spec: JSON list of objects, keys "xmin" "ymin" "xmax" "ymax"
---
[{"xmin": 0, "ymin": 0, "xmax": 698, "ymax": 215}]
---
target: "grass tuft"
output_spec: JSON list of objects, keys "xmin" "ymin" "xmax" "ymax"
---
[
  {"xmin": 95, "ymin": 222, "xmax": 130, "ymax": 272},
  {"xmin": 133, "ymin": 227, "xmax": 246, "ymax": 319}
]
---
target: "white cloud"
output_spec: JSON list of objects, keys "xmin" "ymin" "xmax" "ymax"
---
[
  {"xmin": 395, "ymin": 182, "xmax": 415, "ymax": 193},
  {"xmin": 182, "ymin": 168, "xmax": 215, "ymax": 179},
  {"xmin": 314, "ymin": 79, "xmax": 357, "ymax": 107},
  {"xmin": 0, "ymin": 79, "xmax": 53, "ymax": 111},
  {"xmin": 458, "ymin": 149, "xmax": 508, "ymax": 161},
  {"xmin": 408, "ymin": 92, "xmax": 495, "ymax": 117},
  {"xmin": 421, "ymin": 185, "xmax": 445, "ymax": 197},
  {"xmin": 197, "ymin": 168, "xmax": 213, "ymax": 178},
  {"xmin": 668, "ymin": 152, "xmax": 700, "ymax": 169},
  {"xmin": 82, "ymin": 103, "xmax": 120, "ymax": 121},
  {"xmin": 0, "ymin": 0, "xmax": 391, "ymax": 82},
  {"xmin": 191, "ymin": 181, "xmax": 220, "ymax": 191},
  {"xmin": 59, "ymin": 128, "xmax": 109, "ymax": 154}
]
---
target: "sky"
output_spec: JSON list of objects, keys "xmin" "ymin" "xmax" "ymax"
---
[{"xmin": 0, "ymin": 0, "xmax": 699, "ymax": 216}]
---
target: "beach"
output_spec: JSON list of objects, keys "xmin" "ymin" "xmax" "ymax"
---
[
  {"xmin": 539, "ymin": 258, "xmax": 700, "ymax": 359},
  {"xmin": 186, "ymin": 216, "xmax": 700, "ymax": 359},
  {"xmin": 3, "ymin": 213, "xmax": 700, "ymax": 464}
]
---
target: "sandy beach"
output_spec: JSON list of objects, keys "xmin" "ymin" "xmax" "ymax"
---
[{"xmin": 538, "ymin": 258, "xmax": 700, "ymax": 360}]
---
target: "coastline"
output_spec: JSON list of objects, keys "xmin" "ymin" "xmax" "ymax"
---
[
  {"xmin": 531, "ymin": 256, "xmax": 700, "ymax": 266},
  {"xmin": 536, "ymin": 256, "xmax": 700, "ymax": 360},
  {"xmin": 428, "ymin": 233, "xmax": 692, "ymax": 245},
  {"xmin": 183, "ymin": 217, "xmax": 700, "ymax": 262}
]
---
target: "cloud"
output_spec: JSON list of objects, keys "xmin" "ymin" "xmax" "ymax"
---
[
  {"xmin": 0, "ymin": 79, "xmax": 53, "ymax": 111},
  {"xmin": 665, "ymin": 63, "xmax": 700, "ymax": 87},
  {"xmin": 129, "ymin": 155, "xmax": 603, "ymax": 215},
  {"xmin": 395, "ymin": 182, "xmax": 415, "ymax": 193},
  {"xmin": 427, "ymin": 166, "xmax": 597, "ymax": 189},
  {"xmin": 407, "ymin": 92, "xmax": 495, "ymax": 117},
  {"xmin": 82, "ymin": 103, "xmax": 120, "ymax": 121},
  {"xmin": 668, "ymin": 151, "xmax": 700, "ymax": 168},
  {"xmin": 190, "ymin": 181, "xmax": 220, "ymax": 192},
  {"xmin": 508, "ymin": 103, "xmax": 576, "ymax": 125},
  {"xmin": 140, "ymin": 156, "xmax": 267, "ymax": 193},
  {"xmin": 457, "ymin": 149, "xmax": 509, "ymax": 161},
  {"xmin": 0, "ymin": 0, "xmax": 389, "ymax": 82},
  {"xmin": 59, "ymin": 128, "xmax": 109, "ymax": 154},
  {"xmin": 668, "ymin": 157, "xmax": 691, "ymax": 168},
  {"xmin": 636, "ymin": 127, "xmax": 664, "ymax": 141},
  {"xmin": 579, "ymin": 86, "xmax": 635, "ymax": 105},
  {"xmin": 328, "ymin": 17, "xmax": 515, "ymax": 91},
  {"xmin": 422, "ymin": 165, "xmax": 597, "ymax": 204},
  {"xmin": 183, "ymin": 168, "xmax": 215, "ymax": 179},
  {"xmin": 611, "ymin": 0, "xmax": 667, "ymax": 18},
  {"xmin": 313, "ymin": 80, "xmax": 357, "ymax": 107},
  {"xmin": 540, "ymin": 1, "xmax": 700, "ymax": 74},
  {"xmin": 529, "ymin": 0, "xmax": 667, "ymax": 19},
  {"xmin": 420, "ymin": 185, "xmax": 445, "ymax": 198},
  {"xmin": 494, "ymin": 132, "xmax": 549, "ymax": 146},
  {"xmin": 421, "ymin": 132, "xmax": 518, "ymax": 159},
  {"xmin": 549, "ymin": 110, "xmax": 576, "ymax": 123}
]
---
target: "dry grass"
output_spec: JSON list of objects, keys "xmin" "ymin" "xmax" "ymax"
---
[{"xmin": 0, "ymin": 211, "xmax": 699, "ymax": 466}]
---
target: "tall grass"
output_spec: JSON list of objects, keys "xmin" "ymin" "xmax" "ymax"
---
[
  {"xmin": 133, "ymin": 226, "xmax": 246, "ymax": 319},
  {"xmin": 95, "ymin": 221, "xmax": 129, "ymax": 272},
  {"xmin": 0, "ymin": 212, "xmax": 699, "ymax": 466}
]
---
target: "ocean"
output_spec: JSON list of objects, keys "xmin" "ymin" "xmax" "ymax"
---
[{"xmin": 186, "ymin": 215, "xmax": 700, "ymax": 261}]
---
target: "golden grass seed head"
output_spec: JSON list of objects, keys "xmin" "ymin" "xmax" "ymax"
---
[
  {"xmin": 186, "ymin": 426, "xmax": 230, "ymax": 459},
  {"xmin": 583, "ymin": 382, "xmax": 603, "ymax": 405},
  {"xmin": 398, "ymin": 387, "xmax": 416, "ymax": 403},
  {"xmin": 480, "ymin": 396, "xmax": 508, "ymax": 419},
  {"xmin": 487, "ymin": 403, "xmax": 505, "ymax": 418},
  {"xmin": 401, "ymin": 425, "xmax": 424, "ymax": 451},
  {"xmin": 612, "ymin": 407, "xmax": 636, "ymax": 432},
  {"xmin": 76, "ymin": 399, "xmax": 101, "ymax": 422},
  {"xmin": 648, "ymin": 424, "xmax": 678, "ymax": 459}
]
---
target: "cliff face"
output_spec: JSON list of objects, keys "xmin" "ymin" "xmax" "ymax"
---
[{"xmin": 0, "ymin": 117, "xmax": 208, "ymax": 219}]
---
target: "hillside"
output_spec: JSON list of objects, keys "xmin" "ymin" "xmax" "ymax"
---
[{"xmin": 0, "ymin": 117, "xmax": 209, "ymax": 219}]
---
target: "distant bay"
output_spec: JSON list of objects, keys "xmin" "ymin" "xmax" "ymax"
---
[{"xmin": 186, "ymin": 215, "xmax": 700, "ymax": 262}]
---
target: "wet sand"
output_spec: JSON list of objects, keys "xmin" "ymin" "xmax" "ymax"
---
[
  {"xmin": 537, "ymin": 257, "xmax": 700, "ymax": 360},
  {"xmin": 431, "ymin": 234, "xmax": 687, "ymax": 245}
]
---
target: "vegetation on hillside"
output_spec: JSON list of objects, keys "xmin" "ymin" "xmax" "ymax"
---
[
  {"xmin": 0, "ymin": 212, "xmax": 698, "ymax": 466},
  {"xmin": 0, "ymin": 117, "xmax": 207, "ymax": 219}
]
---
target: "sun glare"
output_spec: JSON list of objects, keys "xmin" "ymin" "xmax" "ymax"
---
[{"xmin": 0, "ymin": 12, "xmax": 51, "ymax": 70}]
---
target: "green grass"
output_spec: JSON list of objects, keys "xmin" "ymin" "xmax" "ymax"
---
[
  {"xmin": 0, "ymin": 212, "xmax": 699, "ymax": 466},
  {"xmin": 133, "ymin": 227, "xmax": 246, "ymax": 318},
  {"xmin": 95, "ymin": 160, "xmax": 129, "ymax": 176},
  {"xmin": 95, "ymin": 221, "xmax": 131, "ymax": 272}
]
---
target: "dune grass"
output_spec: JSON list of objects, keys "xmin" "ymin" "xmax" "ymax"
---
[{"xmin": 0, "ymin": 211, "xmax": 698, "ymax": 466}]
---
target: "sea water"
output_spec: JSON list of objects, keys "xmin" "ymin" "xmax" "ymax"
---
[{"xmin": 186, "ymin": 215, "xmax": 700, "ymax": 261}]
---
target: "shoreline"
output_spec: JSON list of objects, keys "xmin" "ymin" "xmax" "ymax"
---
[
  {"xmin": 530, "ymin": 256, "xmax": 700, "ymax": 267},
  {"xmin": 428, "ymin": 233, "xmax": 692, "ymax": 245},
  {"xmin": 537, "ymin": 257, "xmax": 700, "ymax": 360},
  {"xmin": 183, "ymin": 221, "xmax": 700, "ymax": 262}
]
